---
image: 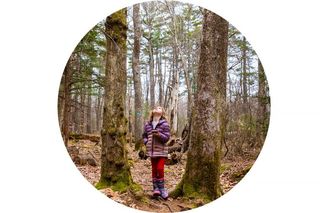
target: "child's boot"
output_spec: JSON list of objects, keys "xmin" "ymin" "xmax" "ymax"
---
[
  {"xmin": 157, "ymin": 179, "xmax": 168, "ymax": 200},
  {"xmin": 152, "ymin": 178, "xmax": 161, "ymax": 197}
]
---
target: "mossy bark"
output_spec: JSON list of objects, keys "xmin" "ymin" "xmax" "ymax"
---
[
  {"xmin": 97, "ymin": 9, "xmax": 143, "ymax": 196},
  {"xmin": 170, "ymin": 9, "xmax": 228, "ymax": 201}
]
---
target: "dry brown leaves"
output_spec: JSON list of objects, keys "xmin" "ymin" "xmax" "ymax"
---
[{"xmin": 69, "ymin": 139, "xmax": 255, "ymax": 212}]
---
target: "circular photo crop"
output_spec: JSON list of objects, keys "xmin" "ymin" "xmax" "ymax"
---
[{"xmin": 57, "ymin": 1, "xmax": 270, "ymax": 212}]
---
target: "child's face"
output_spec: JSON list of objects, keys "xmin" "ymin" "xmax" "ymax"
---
[{"xmin": 153, "ymin": 106, "xmax": 163, "ymax": 116}]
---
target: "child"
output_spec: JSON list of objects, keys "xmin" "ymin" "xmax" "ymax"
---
[{"xmin": 143, "ymin": 106, "xmax": 170, "ymax": 199}]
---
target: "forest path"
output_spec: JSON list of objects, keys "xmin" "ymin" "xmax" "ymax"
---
[{"xmin": 74, "ymin": 139, "xmax": 253, "ymax": 212}]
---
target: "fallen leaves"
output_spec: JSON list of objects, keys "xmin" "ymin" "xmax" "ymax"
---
[{"xmin": 70, "ymin": 138, "xmax": 256, "ymax": 212}]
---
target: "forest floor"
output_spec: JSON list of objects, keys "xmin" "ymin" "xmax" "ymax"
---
[{"xmin": 69, "ymin": 138, "xmax": 257, "ymax": 212}]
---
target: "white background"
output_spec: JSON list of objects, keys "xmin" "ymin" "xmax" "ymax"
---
[{"xmin": 1, "ymin": 0, "xmax": 320, "ymax": 212}]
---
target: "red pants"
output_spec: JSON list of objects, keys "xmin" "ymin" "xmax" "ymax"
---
[{"xmin": 151, "ymin": 157, "xmax": 165, "ymax": 179}]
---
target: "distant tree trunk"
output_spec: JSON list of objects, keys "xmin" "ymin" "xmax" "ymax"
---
[
  {"xmin": 98, "ymin": 9, "xmax": 134, "ymax": 192},
  {"xmin": 166, "ymin": 3, "xmax": 179, "ymax": 136},
  {"xmin": 148, "ymin": 31, "xmax": 155, "ymax": 109},
  {"xmin": 162, "ymin": 56, "xmax": 167, "ymax": 107},
  {"xmin": 80, "ymin": 86, "xmax": 85, "ymax": 133},
  {"xmin": 96, "ymin": 88, "xmax": 102, "ymax": 133},
  {"xmin": 157, "ymin": 48, "xmax": 164, "ymax": 106},
  {"xmin": 242, "ymin": 37, "xmax": 248, "ymax": 108},
  {"xmin": 171, "ymin": 9, "xmax": 228, "ymax": 201},
  {"xmin": 182, "ymin": 40, "xmax": 193, "ymax": 152},
  {"xmin": 86, "ymin": 85, "xmax": 92, "ymax": 134},
  {"xmin": 73, "ymin": 93, "xmax": 79, "ymax": 133},
  {"xmin": 132, "ymin": 4, "xmax": 144, "ymax": 150},
  {"xmin": 169, "ymin": 46, "xmax": 179, "ymax": 136},
  {"xmin": 256, "ymin": 59, "xmax": 269, "ymax": 147},
  {"xmin": 145, "ymin": 67, "xmax": 149, "ymax": 105},
  {"xmin": 163, "ymin": 58, "xmax": 171, "ymax": 111}
]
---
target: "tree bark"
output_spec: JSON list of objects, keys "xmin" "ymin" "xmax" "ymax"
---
[
  {"xmin": 148, "ymin": 28, "xmax": 155, "ymax": 109},
  {"xmin": 166, "ymin": 2, "xmax": 179, "ymax": 136},
  {"xmin": 62, "ymin": 55, "xmax": 74, "ymax": 147},
  {"xmin": 96, "ymin": 88, "xmax": 102, "ymax": 133},
  {"xmin": 157, "ymin": 48, "xmax": 164, "ymax": 106},
  {"xmin": 98, "ymin": 9, "xmax": 134, "ymax": 192},
  {"xmin": 86, "ymin": 84, "xmax": 92, "ymax": 134},
  {"xmin": 242, "ymin": 37, "xmax": 248, "ymax": 108},
  {"xmin": 132, "ymin": 4, "xmax": 144, "ymax": 150},
  {"xmin": 171, "ymin": 9, "xmax": 228, "ymax": 201},
  {"xmin": 256, "ymin": 59, "xmax": 269, "ymax": 146}
]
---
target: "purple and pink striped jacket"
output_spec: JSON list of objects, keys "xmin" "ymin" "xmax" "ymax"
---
[{"xmin": 143, "ymin": 119, "xmax": 170, "ymax": 158}]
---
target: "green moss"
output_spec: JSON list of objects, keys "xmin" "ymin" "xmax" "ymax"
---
[
  {"xmin": 169, "ymin": 178, "xmax": 183, "ymax": 198},
  {"xmin": 140, "ymin": 196, "xmax": 149, "ymax": 204},
  {"xmin": 183, "ymin": 182, "xmax": 198, "ymax": 198},
  {"xmin": 96, "ymin": 175, "xmax": 130, "ymax": 193},
  {"xmin": 221, "ymin": 163, "xmax": 231, "ymax": 173},
  {"xmin": 130, "ymin": 183, "xmax": 142, "ymax": 193},
  {"xmin": 128, "ymin": 159, "xmax": 134, "ymax": 167},
  {"xmin": 97, "ymin": 166, "xmax": 131, "ymax": 193},
  {"xmin": 95, "ymin": 180, "xmax": 109, "ymax": 190},
  {"xmin": 129, "ymin": 183, "xmax": 145, "ymax": 200},
  {"xmin": 111, "ymin": 181, "xmax": 127, "ymax": 193},
  {"xmin": 108, "ymin": 127, "xmax": 117, "ymax": 137},
  {"xmin": 231, "ymin": 165, "xmax": 252, "ymax": 181}
]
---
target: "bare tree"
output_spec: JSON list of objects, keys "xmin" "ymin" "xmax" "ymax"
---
[{"xmin": 132, "ymin": 4, "xmax": 144, "ymax": 150}]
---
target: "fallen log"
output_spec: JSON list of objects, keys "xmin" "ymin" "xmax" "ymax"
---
[
  {"xmin": 69, "ymin": 133, "xmax": 100, "ymax": 143},
  {"xmin": 168, "ymin": 144, "xmax": 182, "ymax": 153},
  {"xmin": 165, "ymin": 152, "xmax": 182, "ymax": 165},
  {"xmin": 72, "ymin": 153, "xmax": 98, "ymax": 166}
]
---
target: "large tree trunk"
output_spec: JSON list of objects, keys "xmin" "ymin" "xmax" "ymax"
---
[
  {"xmin": 256, "ymin": 59, "xmax": 269, "ymax": 147},
  {"xmin": 132, "ymin": 4, "xmax": 144, "ymax": 150},
  {"xmin": 98, "ymin": 9, "xmax": 134, "ymax": 192},
  {"xmin": 171, "ymin": 9, "xmax": 228, "ymax": 201},
  {"xmin": 62, "ymin": 56, "xmax": 73, "ymax": 147}
]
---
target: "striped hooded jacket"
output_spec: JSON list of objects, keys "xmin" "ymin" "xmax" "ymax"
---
[{"xmin": 143, "ymin": 119, "xmax": 170, "ymax": 158}]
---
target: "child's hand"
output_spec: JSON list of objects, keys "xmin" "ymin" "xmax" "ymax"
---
[{"xmin": 152, "ymin": 130, "xmax": 160, "ymax": 137}]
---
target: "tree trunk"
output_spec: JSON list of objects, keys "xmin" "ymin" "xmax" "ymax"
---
[
  {"xmin": 86, "ymin": 85, "xmax": 92, "ymax": 134},
  {"xmin": 98, "ymin": 9, "xmax": 134, "ymax": 192},
  {"xmin": 166, "ymin": 3, "xmax": 179, "ymax": 136},
  {"xmin": 169, "ymin": 47, "xmax": 179, "ymax": 136},
  {"xmin": 163, "ymin": 58, "xmax": 171, "ymax": 111},
  {"xmin": 96, "ymin": 88, "xmax": 102, "ymax": 133},
  {"xmin": 256, "ymin": 59, "xmax": 269, "ymax": 146},
  {"xmin": 62, "ymin": 56, "xmax": 73, "ymax": 147},
  {"xmin": 132, "ymin": 4, "xmax": 144, "ymax": 150},
  {"xmin": 242, "ymin": 37, "xmax": 248, "ymax": 109},
  {"xmin": 80, "ymin": 86, "xmax": 85, "ymax": 133},
  {"xmin": 145, "ymin": 67, "xmax": 149, "ymax": 105},
  {"xmin": 148, "ymin": 29, "xmax": 155, "ymax": 109},
  {"xmin": 157, "ymin": 48, "xmax": 164, "ymax": 106},
  {"xmin": 171, "ymin": 9, "xmax": 228, "ymax": 201}
]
